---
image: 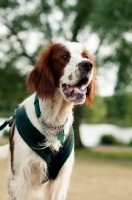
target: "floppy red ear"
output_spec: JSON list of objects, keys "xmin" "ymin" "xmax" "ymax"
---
[
  {"xmin": 26, "ymin": 49, "xmax": 55, "ymax": 99},
  {"xmin": 85, "ymin": 55, "xmax": 96, "ymax": 107}
]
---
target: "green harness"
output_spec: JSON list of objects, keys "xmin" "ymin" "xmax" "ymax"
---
[{"xmin": 15, "ymin": 95, "xmax": 74, "ymax": 180}]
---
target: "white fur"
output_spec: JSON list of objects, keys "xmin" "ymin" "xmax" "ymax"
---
[
  {"xmin": 0, "ymin": 41, "xmax": 94, "ymax": 200},
  {"xmin": 61, "ymin": 41, "xmax": 93, "ymax": 87},
  {"xmin": 7, "ymin": 93, "xmax": 74, "ymax": 200}
]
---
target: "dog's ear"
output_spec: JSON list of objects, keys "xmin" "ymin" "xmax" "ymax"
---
[
  {"xmin": 85, "ymin": 55, "xmax": 96, "ymax": 107},
  {"xmin": 26, "ymin": 48, "xmax": 55, "ymax": 99}
]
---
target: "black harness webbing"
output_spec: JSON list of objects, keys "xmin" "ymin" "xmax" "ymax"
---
[
  {"xmin": 0, "ymin": 116, "xmax": 15, "ymax": 131},
  {"xmin": 0, "ymin": 95, "xmax": 74, "ymax": 180},
  {"xmin": 15, "ymin": 105, "xmax": 74, "ymax": 180},
  {"xmin": 34, "ymin": 94, "xmax": 41, "ymax": 118}
]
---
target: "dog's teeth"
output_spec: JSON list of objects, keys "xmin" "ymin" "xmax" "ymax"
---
[
  {"xmin": 81, "ymin": 85, "xmax": 86, "ymax": 90},
  {"xmin": 82, "ymin": 86, "xmax": 85, "ymax": 89}
]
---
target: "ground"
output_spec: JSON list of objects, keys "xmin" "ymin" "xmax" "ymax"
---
[
  {"xmin": 0, "ymin": 150, "xmax": 132, "ymax": 200},
  {"xmin": 67, "ymin": 156, "xmax": 132, "ymax": 200}
]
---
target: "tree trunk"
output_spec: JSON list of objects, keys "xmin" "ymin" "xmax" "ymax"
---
[{"xmin": 73, "ymin": 107, "xmax": 84, "ymax": 148}]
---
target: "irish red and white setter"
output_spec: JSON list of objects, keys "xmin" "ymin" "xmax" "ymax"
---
[{"xmin": 0, "ymin": 41, "xmax": 96, "ymax": 200}]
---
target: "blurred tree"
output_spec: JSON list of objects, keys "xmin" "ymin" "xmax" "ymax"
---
[
  {"xmin": 81, "ymin": 96, "xmax": 107, "ymax": 124},
  {"xmin": 0, "ymin": 66, "xmax": 26, "ymax": 116},
  {"xmin": 0, "ymin": 0, "xmax": 69, "ymax": 113},
  {"xmin": 104, "ymin": 93, "xmax": 132, "ymax": 126},
  {"xmin": 1, "ymin": 0, "xmax": 132, "ymax": 147},
  {"xmin": 91, "ymin": 0, "xmax": 132, "ymax": 94},
  {"xmin": 69, "ymin": 0, "xmax": 132, "ymax": 137},
  {"xmin": 0, "ymin": 0, "xmax": 86, "ymax": 147},
  {"xmin": 68, "ymin": 0, "xmax": 132, "ymax": 94},
  {"xmin": 114, "ymin": 39, "xmax": 132, "ymax": 95}
]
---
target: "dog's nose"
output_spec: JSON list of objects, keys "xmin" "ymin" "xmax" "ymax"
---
[{"xmin": 79, "ymin": 60, "xmax": 93, "ymax": 72}]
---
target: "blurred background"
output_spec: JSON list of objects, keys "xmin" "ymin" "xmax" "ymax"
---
[{"xmin": 0, "ymin": 0, "xmax": 132, "ymax": 200}]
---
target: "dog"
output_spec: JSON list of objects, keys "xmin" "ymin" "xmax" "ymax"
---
[{"xmin": 0, "ymin": 41, "xmax": 96, "ymax": 200}]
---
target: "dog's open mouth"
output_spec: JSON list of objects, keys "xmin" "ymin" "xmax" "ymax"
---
[{"xmin": 62, "ymin": 76, "xmax": 89, "ymax": 98}]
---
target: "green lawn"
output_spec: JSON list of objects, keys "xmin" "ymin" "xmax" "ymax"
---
[{"xmin": 75, "ymin": 146, "xmax": 132, "ymax": 161}]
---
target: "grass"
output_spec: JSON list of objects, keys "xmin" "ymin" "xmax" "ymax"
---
[{"xmin": 75, "ymin": 146, "xmax": 132, "ymax": 161}]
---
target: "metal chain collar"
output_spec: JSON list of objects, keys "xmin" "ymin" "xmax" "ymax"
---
[
  {"xmin": 38, "ymin": 114, "xmax": 68, "ymax": 143},
  {"xmin": 39, "ymin": 114, "xmax": 68, "ymax": 130}
]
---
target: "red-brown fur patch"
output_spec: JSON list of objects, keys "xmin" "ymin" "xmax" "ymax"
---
[
  {"xmin": 9, "ymin": 121, "xmax": 16, "ymax": 174},
  {"xmin": 68, "ymin": 74, "xmax": 73, "ymax": 80},
  {"xmin": 26, "ymin": 43, "xmax": 70, "ymax": 100}
]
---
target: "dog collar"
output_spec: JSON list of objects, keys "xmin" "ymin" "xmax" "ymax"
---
[{"xmin": 34, "ymin": 94, "xmax": 68, "ymax": 143}]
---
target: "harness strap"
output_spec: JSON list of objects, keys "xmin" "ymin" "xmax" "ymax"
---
[
  {"xmin": 15, "ymin": 105, "xmax": 74, "ymax": 180},
  {"xmin": 0, "ymin": 95, "xmax": 74, "ymax": 180},
  {"xmin": 0, "ymin": 116, "xmax": 15, "ymax": 131},
  {"xmin": 16, "ymin": 105, "xmax": 52, "ymax": 164},
  {"xmin": 34, "ymin": 94, "xmax": 41, "ymax": 118},
  {"xmin": 48, "ymin": 126, "xmax": 74, "ymax": 179}
]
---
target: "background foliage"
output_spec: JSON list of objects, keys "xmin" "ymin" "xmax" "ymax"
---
[{"xmin": 0, "ymin": 0, "xmax": 132, "ymax": 146}]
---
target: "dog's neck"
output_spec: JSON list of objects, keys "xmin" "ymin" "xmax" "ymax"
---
[{"xmin": 39, "ymin": 90, "xmax": 74, "ymax": 126}]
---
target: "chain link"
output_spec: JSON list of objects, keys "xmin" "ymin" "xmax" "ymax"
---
[
  {"xmin": 38, "ymin": 115, "xmax": 67, "ymax": 142},
  {"xmin": 39, "ymin": 114, "xmax": 67, "ymax": 130}
]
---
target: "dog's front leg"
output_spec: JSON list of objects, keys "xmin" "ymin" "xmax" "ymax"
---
[{"xmin": 48, "ymin": 150, "xmax": 74, "ymax": 200}]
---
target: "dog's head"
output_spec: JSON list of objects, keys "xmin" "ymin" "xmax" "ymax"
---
[{"xmin": 26, "ymin": 41, "xmax": 96, "ymax": 106}]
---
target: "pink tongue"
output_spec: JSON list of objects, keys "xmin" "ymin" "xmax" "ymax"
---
[
  {"xmin": 73, "ymin": 86, "xmax": 87, "ymax": 94},
  {"xmin": 65, "ymin": 85, "xmax": 87, "ymax": 94}
]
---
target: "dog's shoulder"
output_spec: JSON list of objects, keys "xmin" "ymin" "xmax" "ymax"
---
[{"xmin": 21, "ymin": 94, "xmax": 41, "ymax": 132}]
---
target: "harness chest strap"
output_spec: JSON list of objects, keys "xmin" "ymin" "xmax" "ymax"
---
[{"xmin": 15, "ymin": 105, "xmax": 74, "ymax": 180}]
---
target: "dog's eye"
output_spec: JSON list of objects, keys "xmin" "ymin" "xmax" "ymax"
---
[
  {"xmin": 85, "ymin": 56, "xmax": 88, "ymax": 59},
  {"xmin": 62, "ymin": 54, "xmax": 70, "ymax": 60}
]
